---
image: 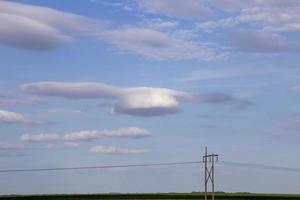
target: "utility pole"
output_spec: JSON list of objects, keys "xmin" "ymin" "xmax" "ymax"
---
[{"xmin": 203, "ymin": 147, "xmax": 218, "ymax": 200}]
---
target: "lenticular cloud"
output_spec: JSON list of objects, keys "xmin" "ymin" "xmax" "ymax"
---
[
  {"xmin": 20, "ymin": 82, "xmax": 194, "ymax": 117},
  {"xmin": 0, "ymin": 1, "xmax": 96, "ymax": 50}
]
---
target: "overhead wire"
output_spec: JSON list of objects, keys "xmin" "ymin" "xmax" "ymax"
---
[
  {"xmin": 0, "ymin": 161, "xmax": 203, "ymax": 173},
  {"xmin": 0, "ymin": 160, "xmax": 300, "ymax": 174},
  {"xmin": 218, "ymin": 161, "xmax": 300, "ymax": 172}
]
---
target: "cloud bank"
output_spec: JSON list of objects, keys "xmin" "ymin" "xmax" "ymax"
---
[
  {"xmin": 3, "ymin": 0, "xmax": 300, "ymax": 57},
  {"xmin": 20, "ymin": 127, "xmax": 151, "ymax": 154},
  {"xmin": 0, "ymin": 1, "xmax": 223, "ymax": 61},
  {"xmin": 21, "ymin": 127, "xmax": 151, "ymax": 143}
]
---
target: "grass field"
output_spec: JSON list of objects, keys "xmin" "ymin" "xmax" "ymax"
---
[{"xmin": 1, "ymin": 193, "xmax": 300, "ymax": 200}]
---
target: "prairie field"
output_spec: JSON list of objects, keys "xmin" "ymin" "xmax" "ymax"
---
[{"xmin": 1, "ymin": 193, "xmax": 300, "ymax": 200}]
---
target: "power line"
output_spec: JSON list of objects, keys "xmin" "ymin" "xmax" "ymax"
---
[
  {"xmin": 0, "ymin": 161, "xmax": 203, "ymax": 173},
  {"xmin": 1, "ymin": 160, "xmax": 300, "ymax": 174},
  {"xmin": 219, "ymin": 161, "xmax": 300, "ymax": 172}
]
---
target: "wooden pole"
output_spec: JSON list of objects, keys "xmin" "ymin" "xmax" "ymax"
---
[
  {"xmin": 203, "ymin": 147, "xmax": 218, "ymax": 200},
  {"xmin": 212, "ymin": 156, "xmax": 215, "ymax": 200},
  {"xmin": 204, "ymin": 147, "xmax": 207, "ymax": 200}
]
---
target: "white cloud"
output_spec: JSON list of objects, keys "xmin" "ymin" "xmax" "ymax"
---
[
  {"xmin": 0, "ymin": 109, "xmax": 31, "ymax": 123},
  {"xmin": 112, "ymin": 87, "xmax": 188, "ymax": 116},
  {"xmin": 0, "ymin": 1, "xmax": 99, "ymax": 50},
  {"xmin": 90, "ymin": 145, "xmax": 147, "ymax": 154},
  {"xmin": 138, "ymin": 0, "xmax": 212, "ymax": 20},
  {"xmin": 63, "ymin": 127, "xmax": 151, "ymax": 142},
  {"xmin": 21, "ymin": 133, "xmax": 60, "ymax": 142},
  {"xmin": 20, "ymin": 82, "xmax": 194, "ymax": 117}
]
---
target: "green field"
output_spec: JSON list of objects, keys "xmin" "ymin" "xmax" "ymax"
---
[{"xmin": 1, "ymin": 193, "xmax": 300, "ymax": 200}]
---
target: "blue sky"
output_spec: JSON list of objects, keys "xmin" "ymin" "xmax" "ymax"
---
[{"xmin": 0, "ymin": 0, "xmax": 300, "ymax": 194}]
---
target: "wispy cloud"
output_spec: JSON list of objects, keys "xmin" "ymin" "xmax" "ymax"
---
[
  {"xmin": 63, "ymin": 127, "xmax": 151, "ymax": 142},
  {"xmin": 90, "ymin": 145, "xmax": 147, "ymax": 154},
  {"xmin": 0, "ymin": 142, "xmax": 26, "ymax": 157},
  {"xmin": 20, "ymin": 127, "xmax": 151, "ymax": 154},
  {"xmin": 137, "ymin": 0, "xmax": 212, "ymax": 20},
  {"xmin": 229, "ymin": 31, "xmax": 300, "ymax": 53},
  {"xmin": 283, "ymin": 120, "xmax": 300, "ymax": 131},
  {"xmin": 20, "ymin": 82, "xmax": 120, "ymax": 99},
  {"xmin": 200, "ymin": 93, "xmax": 252, "ymax": 108},
  {"xmin": 292, "ymin": 85, "xmax": 300, "ymax": 92},
  {"xmin": 101, "ymin": 26, "xmax": 225, "ymax": 61},
  {"xmin": 21, "ymin": 127, "xmax": 151, "ymax": 143},
  {"xmin": 197, "ymin": 0, "xmax": 300, "ymax": 32},
  {"xmin": 21, "ymin": 133, "xmax": 60, "ymax": 142},
  {"xmin": 181, "ymin": 68, "xmax": 254, "ymax": 82},
  {"xmin": 0, "ymin": 142, "xmax": 23, "ymax": 150},
  {"xmin": 195, "ymin": 1, "xmax": 300, "ymax": 54},
  {"xmin": 0, "ymin": 95, "xmax": 42, "ymax": 106},
  {"xmin": 42, "ymin": 108, "xmax": 84, "ymax": 117},
  {"xmin": 143, "ymin": 18, "xmax": 178, "ymax": 30}
]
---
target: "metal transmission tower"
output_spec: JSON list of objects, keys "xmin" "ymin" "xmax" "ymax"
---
[{"xmin": 203, "ymin": 147, "xmax": 218, "ymax": 200}]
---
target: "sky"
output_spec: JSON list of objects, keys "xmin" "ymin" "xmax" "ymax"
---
[{"xmin": 0, "ymin": 0, "xmax": 300, "ymax": 195}]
